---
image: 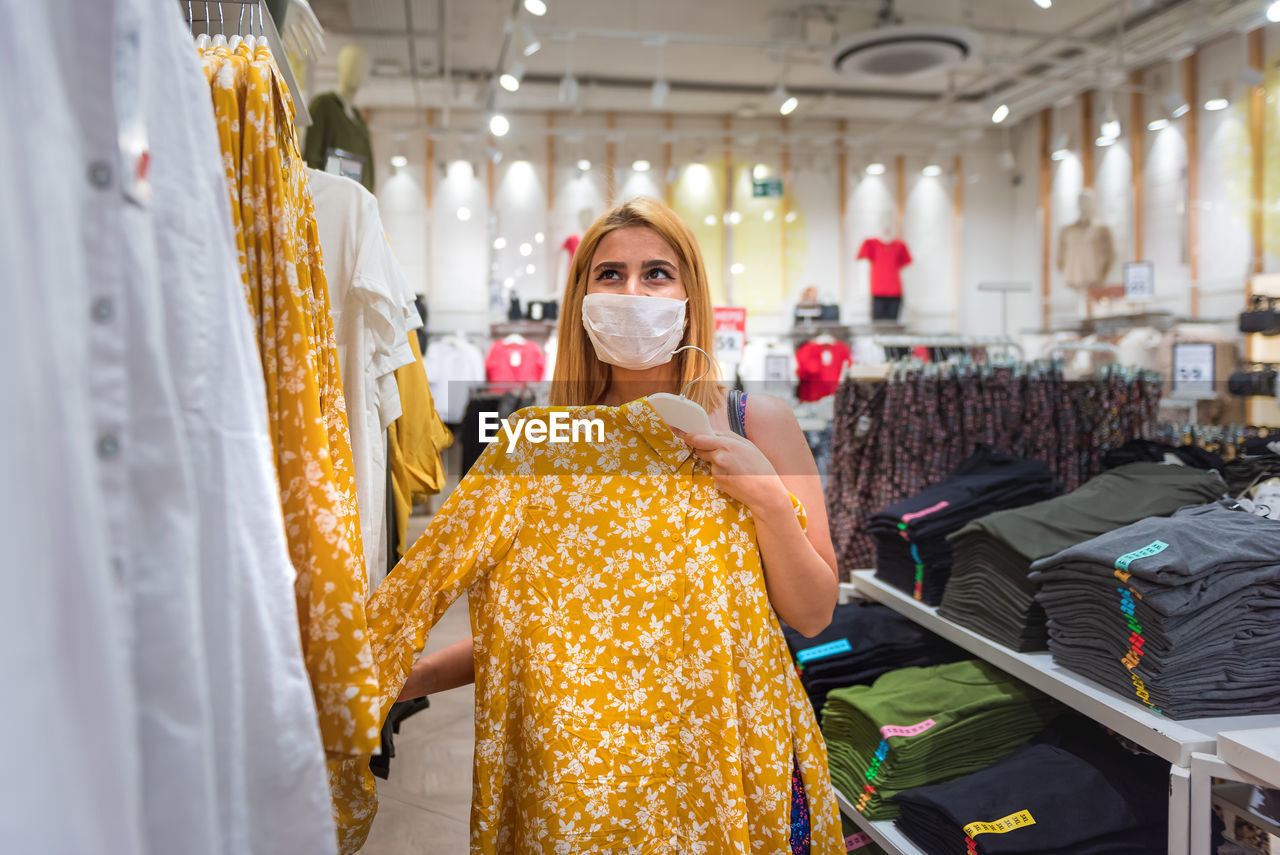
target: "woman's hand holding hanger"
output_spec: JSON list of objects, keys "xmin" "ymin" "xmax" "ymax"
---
[{"xmin": 670, "ymin": 427, "xmax": 793, "ymax": 517}]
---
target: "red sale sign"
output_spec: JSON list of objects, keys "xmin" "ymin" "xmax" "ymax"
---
[{"xmin": 713, "ymin": 306, "xmax": 746, "ymax": 363}]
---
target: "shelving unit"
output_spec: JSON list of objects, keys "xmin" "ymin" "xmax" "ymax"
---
[
  {"xmin": 834, "ymin": 570, "xmax": 1280, "ymax": 854},
  {"xmin": 831, "ymin": 785, "xmax": 924, "ymax": 855}
]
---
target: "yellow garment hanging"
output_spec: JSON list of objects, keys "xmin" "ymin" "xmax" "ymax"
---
[
  {"xmin": 387, "ymin": 332, "xmax": 453, "ymax": 557},
  {"xmin": 200, "ymin": 42, "xmax": 381, "ymax": 763}
]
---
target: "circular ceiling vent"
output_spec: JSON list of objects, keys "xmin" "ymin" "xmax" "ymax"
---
[{"xmin": 830, "ymin": 25, "xmax": 981, "ymax": 80}]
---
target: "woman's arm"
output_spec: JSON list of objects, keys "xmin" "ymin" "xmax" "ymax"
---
[
  {"xmin": 396, "ymin": 636, "xmax": 476, "ymax": 701},
  {"xmin": 675, "ymin": 394, "xmax": 839, "ymax": 636}
]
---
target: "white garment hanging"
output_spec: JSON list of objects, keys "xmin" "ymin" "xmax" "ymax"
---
[
  {"xmin": 0, "ymin": 2, "xmax": 337, "ymax": 853},
  {"xmin": 424, "ymin": 335, "xmax": 487, "ymax": 422}
]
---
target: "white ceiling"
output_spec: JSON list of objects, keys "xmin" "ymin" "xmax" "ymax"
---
[{"xmin": 303, "ymin": 0, "xmax": 1271, "ymax": 143}]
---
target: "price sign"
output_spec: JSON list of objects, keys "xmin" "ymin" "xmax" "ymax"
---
[
  {"xmin": 1172, "ymin": 343, "xmax": 1215, "ymax": 398},
  {"xmin": 1124, "ymin": 261, "xmax": 1155, "ymax": 301},
  {"xmin": 713, "ymin": 306, "xmax": 747, "ymax": 363}
]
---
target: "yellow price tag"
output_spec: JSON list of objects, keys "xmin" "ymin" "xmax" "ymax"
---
[{"xmin": 963, "ymin": 810, "xmax": 1035, "ymax": 837}]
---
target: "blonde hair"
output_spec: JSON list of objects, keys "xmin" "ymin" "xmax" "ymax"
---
[{"xmin": 550, "ymin": 196, "xmax": 724, "ymax": 412}]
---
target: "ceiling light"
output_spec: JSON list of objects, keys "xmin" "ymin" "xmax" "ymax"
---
[
  {"xmin": 784, "ymin": 211, "xmax": 797, "ymax": 223},
  {"xmin": 1050, "ymin": 132, "xmax": 1069, "ymax": 160},
  {"xmin": 774, "ymin": 83, "xmax": 798, "ymax": 116},
  {"xmin": 489, "ymin": 113, "xmax": 510, "ymax": 136},
  {"xmin": 1171, "ymin": 102, "xmax": 1190, "ymax": 118},
  {"xmin": 922, "ymin": 164, "xmax": 942, "ymax": 177},
  {"xmin": 1147, "ymin": 117, "xmax": 1169, "ymax": 131},
  {"xmin": 632, "ymin": 159, "xmax": 651, "ymax": 172},
  {"xmin": 703, "ymin": 215, "xmax": 716, "ymax": 226},
  {"xmin": 991, "ymin": 103, "xmax": 1010, "ymax": 123},
  {"xmin": 559, "ymin": 73, "xmax": 579, "ymax": 105},
  {"xmin": 576, "ymin": 158, "xmax": 590, "ymax": 171},
  {"xmin": 763, "ymin": 208, "xmax": 776, "ymax": 221},
  {"xmin": 1268, "ymin": 0, "xmax": 1280, "ymax": 22},
  {"xmin": 494, "ymin": 237, "xmax": 507, "ymax": 249},
  {"xmin": 725, "ymin": 211, "xmax": 742, "ymax": 225},
  {"xmin": 503, "ymin": 277, "xmax": 515, "ymax": 288},
  {"xmin": 650, "ymin": 78, "xmax": 669, "ymax": 109},
  {"xmin": 866, "ymin": 161, "xmax": 886, "ymax": 175},
  {"xmin": 1099, "ymin": 96, "xmax": 1121, "ymax": 139},
  {"xmin": 535, "ymin": 232, "xmax": 544, "ymax": 243},
  {"xmin": 1033, "ymin": 0, "xmax": 1052, "ymax": 7},
  {"xmin": 730, "ymin": 263, "xmax": 745, "ymax": 275},
  {"xmin": 753, "ymin": 163, "xmax": 768, "ymax": 180},
  {"xmin": 526, "ymin": 263, "xmax": 536, "ymax": 274},
  {"xmin": 499, "ymin": 73, "xmax": 520, "ymax": 92},
  {"xmin": 523, "ymin": 0, "xmax": 547, "ymax": 15},
  {"xmin": 520, "ymin": 24, "xmax": 541, "ymax": 56},
  {"xmin": 390, "ymin": 154, "xmax": 408, "ymax": 168},
  {"xmin": 1050, "ymin": 148, "xmax": 1069, "ymax": 161},
  {"xmin": 1095, "ymin": 135, "xmax": 1116, "ymax": 147},
  {"xmin": 456, "ymin": 206, "xmax": 472, "ymax": 221},
  {"xmin": 519, "ymin": 242, "xmax": 532, "ymax": 256},
  {"xmin": 1204, "ymin": 85, "xmax": 1229, "ymax": 111},
  {"xmin": 999, "ymin": 148, "xmax": 1016, "ymax": 170}
]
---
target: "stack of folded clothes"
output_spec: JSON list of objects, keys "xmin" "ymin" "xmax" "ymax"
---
[
  {"xmin": 822, "ymin": 660, "xmax": 1061, "ymax": 821},
  {"xmin": 868, "ymin": 446, "xmax": 1060, "ymax": 605},
  {"xmin": 840, "ymin": 816, "xmax": 888, "ymax": 855},
  {"xmin": 939, "ymin": 463, "xmax": 1225, "ymax": 651},
  {"xmin": 783, "ymin": 601, "xmax": 968, "ymax": 724},
  {"xmin": 892, "ymin": 716, "xmax": 1168, "ymax": 855},
  {"xmin": 1032, "ymin": 500, "xmax": 1280, "ymax": 718}
]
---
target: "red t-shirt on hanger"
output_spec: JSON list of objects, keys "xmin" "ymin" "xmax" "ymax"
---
[
  {"xmin": 857, "ymin": 238, "xmax": 912, "ymax": 298},
  {"xmin": 561, "ymin": 234, "xmax": 581, "ymax": 258},
  {"xmin": 485, "ymin": 339, "xmax": 545, "ymax": 386},
  {"xmin": 794, "ymin": 339, "xmax": 852, "ymax": 402}
]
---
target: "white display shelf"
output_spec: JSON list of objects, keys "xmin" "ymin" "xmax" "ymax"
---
[
  {"xmin": 831, "ymin": 784, "xmax": 924, "ymax": 855},
  {"xmin": 1218, "ymin": 728, "xmax": 1280, "ymax": 787},
  {"xmin": 841, "ymin": 571, "xmax": 1280, "ymax": 766}
]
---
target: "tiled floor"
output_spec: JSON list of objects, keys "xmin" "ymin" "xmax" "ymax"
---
[{"xmin": 361, "ymin": 507, "xmax": 475, "ymax": 854}]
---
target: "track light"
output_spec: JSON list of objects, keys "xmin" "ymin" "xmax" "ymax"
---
[
  {"xmin": 523, "ymin": 0, "xmax": 547, "ymax": 15},
  {"xmin": 865, "ymin": 161, "xmax": 886, "ymax": 175},
  {"xmin": 922, "ymin": 164, "xmax": 942, "ymax": 177},
  {"xmin": 456, "ymin": 206, "xmax": 472, "ymax": 221},
  {"xmin": 1147, "ymin": 117, "xmax": 1169, "ymax": 131},
  {"xmin": 558, "ymin": 73, "xmax": 579, "ymax": 105},
  {"xmin": 390, "ymin": 154, "xmax": 408, "ymax": 168},
  {"xmin": 1050, "ymin": 132, "xmax": 1069, "ymax": 160},
  {"xmin": 519, "ymin": 242, "xmax": 532, "ymax": 257},
  {"xmin": 650, "ymin": 78, "xmax": 669, "ymax": 109},
  {"xmin": 774, "ymin": 83, "xmax": 798, "ymax": 116},
  {"xmin": 1095, "ymin": 135, "xmax": 1116, "ymax": 147},
  {"xmin": 520, "ymin": 24, "xmax": 541, "ymax": 56},
  {"xmin": 632, "ymin": 159, "xmax": 651, "ymax": 172},
  {"xmin": 493, "ymin": 237, "xmax": 507, "ymax": 249},
  {"xmin": 576, "ymin": 158, "xmax": 591, "ymax": 171},
  {"xmin": 1033, "ymin": 0, "xmax": 1052, "ymax": 7},
  {"xmin": 1268, "ymin": 0, "xmax": 1280, "ymax": 22},
  {"xmin": 499, "ymin": 62, "xmax": 523, "ymax": 92},
  {"xmin": 1099, "ymin": 96, "xmax": 1121, "ymax": 140},
  {"xmin": 752, "ymin": 163, "xmax": 768, "ymax": 180},
  {"xmin": 1204, "ymin": 84, "xmax": 1229, "ymax": 111},
  {"xmin": 489, "ymin": 114, "xmax": 510, "ymax": 136},
  {"xmin": 991, "ymin": 103, "xmax": 1010, "ymax": 123}
]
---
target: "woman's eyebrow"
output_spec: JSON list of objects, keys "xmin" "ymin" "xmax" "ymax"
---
[
  {"xmin": 591, "ymin": 260, "xmax": 626, "ymax": 273},
  {"xmin": 643, "ymin": 259, "xmax": 676, "ymax": 269}
]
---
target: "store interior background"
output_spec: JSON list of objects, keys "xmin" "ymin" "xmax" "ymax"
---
[{"xmin": 296, "ymin": 0, "xmax": 1280, "ymax": 417}]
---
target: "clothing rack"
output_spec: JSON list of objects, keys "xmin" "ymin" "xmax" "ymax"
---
[
  {"xmin": 1044, "ymin": 341, "xmax": 1120, "ymax": 362},
  {"xmin": 181, "ymin": 0, "xmax": 311, "ymax": 129},
  {"xmin": 872, "ymin": 334, "xmax": 1026, "ymax": 361}
]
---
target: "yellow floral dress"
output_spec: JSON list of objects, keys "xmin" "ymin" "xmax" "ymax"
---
[
  {"xmin": 333, "ymin": 399, "xmax": 843, "ymax": 854},
  {"xmin": 201, "ymin": 42, "xmax": 381, "ymax": 761}
]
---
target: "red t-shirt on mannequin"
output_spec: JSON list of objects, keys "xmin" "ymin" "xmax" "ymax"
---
[{"xmin": 857, "ymin": 238, "xmax": 912, "ymax": 298}]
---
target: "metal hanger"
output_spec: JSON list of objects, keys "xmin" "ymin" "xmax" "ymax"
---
[{"xmin": 648, "ymin": 345, "xmax": 714, "ymax": 435}]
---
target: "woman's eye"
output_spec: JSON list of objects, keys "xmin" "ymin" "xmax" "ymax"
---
[
  {"xmin": 595, "ymin": 269, "xmax": 620, "ymax": 280},
  {"xmin": 646, "ymin": 268, "xmax": 673, "ymax": 280}
]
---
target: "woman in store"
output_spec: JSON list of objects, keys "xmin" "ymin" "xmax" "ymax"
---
[{"xmin": 364, "ymin": 195, "xmax": 842, "ymax": 853}]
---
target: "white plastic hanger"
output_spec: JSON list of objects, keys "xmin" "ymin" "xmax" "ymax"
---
[
  {"xmin": 648, "ymin": 345, "xmax": 713, "ymax": 435},
  {"xmin": 195, "ymin": 2, "xmax": 212, "ymax": 49},
  {"xmin": 502, "ymin": 333, "xmax": 527, "ymax": 345}
]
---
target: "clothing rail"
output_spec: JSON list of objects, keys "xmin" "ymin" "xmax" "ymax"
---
[
  {"xmin": 872, "ymin": 334, "xmax": 1025, "ymax": 361},
  {"xmin": 182, "ymin": 0, "xmax": 311, "ymax": 129},
  {"xmin": 1044, "ymin": 341, "xmax": 1120, "ymax": 362}
]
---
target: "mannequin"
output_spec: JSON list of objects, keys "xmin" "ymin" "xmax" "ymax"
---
[
  {"xmin": 1057, "ymin": 190, "xmax": 1115, "ymax": 316},
  {"xmin": 857, "ymin": 209, "xmax": 912, "ymax": 323},
  {"xmin": 554, "ymin": 207, "xmax": 594, "ymax": 301},
  {"xmin": 303, "ymin": 44, "xmax": 376, "ymax": 191}
]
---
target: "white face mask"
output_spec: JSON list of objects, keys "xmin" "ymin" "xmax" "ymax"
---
[{"xmin": 581, "ymin": 293, "xmax": 688, "ymax": 371}]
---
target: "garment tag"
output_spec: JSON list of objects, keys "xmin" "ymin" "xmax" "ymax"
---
[
  {"xmin": 964, "ymin": 810, "xmax": 1035, "ymax": 837},
  {"xmin": 901, "ymin": 500, "xmax": 950, "ymax": 524},
  {"xmin": 765, "ymin": 353, "xmax": 791, "ymax": 382},
  {"xmin": 796, "ymin": 638, "xmax": 852, "ymax": 663},
  {"xmin": 821, "ymin": 350, "xmax": 833, "ymax": 366},
  {"xmin": 114, "ymin": 0, "xmax": 151, "ymax": 207},
  {"xmin": 325, "ymin": 147, "xmax": 365, "ymax": 183},
  {"xmin": 510, "ymin": 351, "xmax": 522, "ymax": 367},
  {"xmin": 1114, "ymin": 540, "xmax": 1168, "ymax": 571},
  {"xmin": 879, "ymin": 718, "xmax": 936, "ymax": 738},
  {"xmin": 844, "ymin": 831, "xmax": 874, "ymax": 851}
]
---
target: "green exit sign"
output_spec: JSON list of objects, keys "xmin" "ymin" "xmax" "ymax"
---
[{"xmin": 752, "ymin": 178, "xmax": 784, "ymax": 197}]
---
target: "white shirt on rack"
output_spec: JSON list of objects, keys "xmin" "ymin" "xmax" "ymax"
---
[
  {"xmin": 424, "ymin": 335, "xmax": 488, "ymax": 422},
  {"xmin": 308, "ymin": 167, "xmax": 418, "ymax": 581},
  {"xmin": 0, "ymin": 2, "xmax": 336, "ymax": 854}
]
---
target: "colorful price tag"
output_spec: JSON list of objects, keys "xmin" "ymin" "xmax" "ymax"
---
[
  {"xmin": 844, "ymin": 831, "xmax": 874, "ymax": 851},
  {"xmin": 879, "ymin": 718, "xmax": 937, "ymax": 739},
  {"xmin": 796, "ymin": 638, "xmax": 852, "ymax": 663},
  {"xmin": 963, "ymin": 810, "xmax": 1036, "ymax": 837},
  {"xmin": 1114, "ymin": 540, "xmax": 1168, "ymax": 571}
]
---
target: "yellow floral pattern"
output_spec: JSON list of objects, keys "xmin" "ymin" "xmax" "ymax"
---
[
  {"xmin": 332, "ymin": 399, "xmax": 843, "ymax": 854},
  {"xmin": 200, "ymin": 43, "xmax": 381, "ymax": 761}
]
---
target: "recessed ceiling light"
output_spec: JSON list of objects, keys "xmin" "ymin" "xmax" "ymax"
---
[
  {"xmin": 390, "ymin": 155, "xmax": 408, "ymax": 168},
  {"xmin": 524, "ymin": 0, "xmax": 547, "ymax": 16},
  {"xmin": 632, "ymin": 159, "xmax": 651, "ymax": 172}
]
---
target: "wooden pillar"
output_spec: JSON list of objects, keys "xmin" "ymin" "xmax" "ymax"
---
[
  {"xmin": 781, "ymin": 116, "xmax": 791, "ymax": 300},
  {"xmin": 1080, "ymin": 90, "xmax": 1095, "ymax": 189},
  {"xmin": 485, "ymin": 133, "xmax": 496, "ymax": 210},
  {"xmin": 1249, "ymin": 29, "xmax": 1265, "ymax": 278},
  {"xmin": 662, "ymin": 113, "xmax": 674, "ymax": 206},
  {"xmin": 723, "ymin": 115, "xmax": 734, "ymax": 303},
  {"xmin": 1185, "ymin": 52, "xmax": 1200, "ymax": 317},
  {"xmin": 1130, "ymin": 70, "xmax": 1144, "ymax": 263},
  {"xmin": 605, "ymin": 112, "xmax": 617, "ymax": 207},
  {"xmin": 894, "ymin": 154, "xmax": 906, "ymax": 236},
  {"xmin": 1040, "ymin": 108, "xmax": 1052, "ymax": 330},
  {"xmin": 424, "ymin": 110, "xmax": 435, "ymax": 302},
  {"xmin": 545, "ymin": 113, "xmax": 556, "ymax": 213},
  {"xmin": 838, "ymin": 120, "xmax": 849, "ymax": 309},
  {"xmin": 953, "ymin": 154, "xmax": 964, "ymax": 334}
]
